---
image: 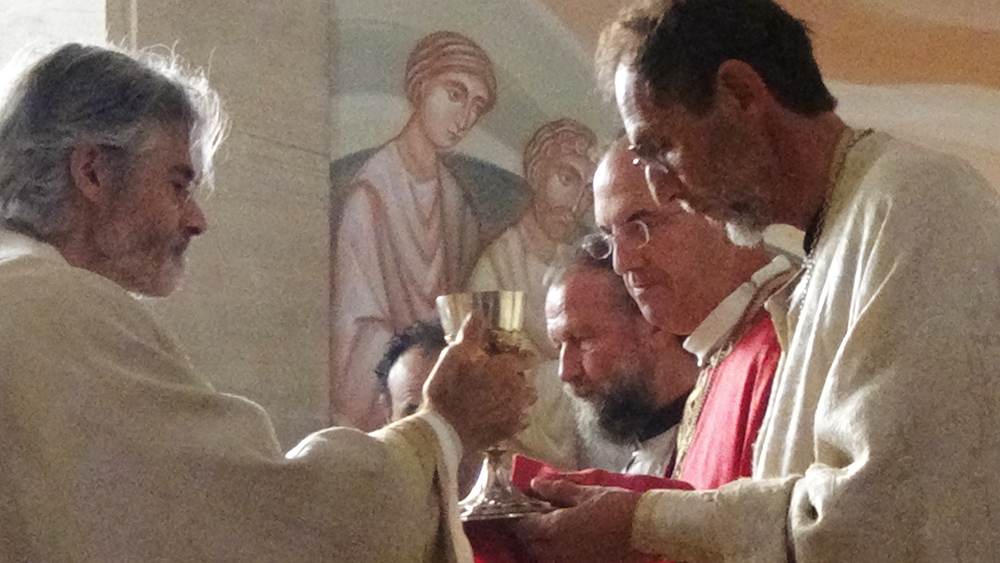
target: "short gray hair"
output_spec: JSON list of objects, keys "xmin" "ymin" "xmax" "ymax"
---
[
  {"xmin": 544, "ymin": 242, "xmax": 641, "ymax": 319},
  {"xmin": 0, "ymin": 43, "xmax": 228, "ymax": 242}
]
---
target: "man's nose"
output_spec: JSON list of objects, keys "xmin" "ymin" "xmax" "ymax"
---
[
  {"xmin": 456, "ymin": 104, "xmax": 477, "ymax": 134},
  {"xmin": 612, "ymin": 239, "xmax": 642, "ymax": 277},
  {"xmin": 184, "ymin": 198, "xmax": 208, "ymax": 236}
]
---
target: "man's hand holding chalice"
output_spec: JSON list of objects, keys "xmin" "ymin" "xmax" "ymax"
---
[{"xmin": 421, "ymin": 312, "xmax": 536, "ymax": 455}]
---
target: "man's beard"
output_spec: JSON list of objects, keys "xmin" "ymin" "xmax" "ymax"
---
[
  {"xmin": 725, "ymin": 217, "xmax": 765, "ymax": 248},
  {"xmin": 706, "ymin": 122, "xmax": 774, "ymax": 249},
  {"xmin": 571, "ymin": 374, "xmax": 658, "ymax": 446},
  {"xmin": 710, "ymin": 179, "xmax": 769, "ymax": 249}
]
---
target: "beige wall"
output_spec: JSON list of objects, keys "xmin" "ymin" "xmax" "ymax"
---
[
  {"xmin": 107, "ymin": 0, "xmax": 332, "ymax": 447},
  {"xmin": 539, "ymin": 0, "xmax": 1000, "ymax": 88},
  {"xmin": 0, "ymin": 0, "xmax": 104, "ymax": 67}
]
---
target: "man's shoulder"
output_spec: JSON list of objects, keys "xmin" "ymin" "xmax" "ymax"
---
[
  {"xmin": 860, "ymin": 136, "xmax": 995, "ymax": 209},
  {"xmin": 442, "ymin": 153, "xmax": 532, "ymax": 240},
  {"xmin": 0, "ymin": 254, "xmax": 158, "ymax": 339},
  {"xmin": 480, "ymin": 224, "xmax": 525, "ymax": 256},
  {"xmin": 0, "ymin": 253, "xmax": 126, "ymax": 302}
]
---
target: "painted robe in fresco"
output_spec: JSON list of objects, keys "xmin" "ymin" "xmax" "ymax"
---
[{"xmin": 332, "ymin": 141, "xmax": 482, "ymax": 430}]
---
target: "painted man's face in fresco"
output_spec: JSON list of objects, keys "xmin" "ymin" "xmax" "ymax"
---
[
  {"xmin": 414, "ymin": 71, "xmax": 491, "ymax": 153},
  {"xmin": 532, "ymin": 152, "xmax": 596, "ymax": 245}
]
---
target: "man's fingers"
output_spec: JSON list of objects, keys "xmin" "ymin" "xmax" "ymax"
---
[
  {"xmin": 530, "ymin": 478, "xmax": 597, "ymax": 508},
  {"xmin": 487, "ymin": 351, "xmax": 534, "ymax": 383}
]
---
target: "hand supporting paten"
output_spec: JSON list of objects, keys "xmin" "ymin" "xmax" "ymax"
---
[{"xmin": 516, "ymin": 479, "xmax": 650, "ymax": 563}]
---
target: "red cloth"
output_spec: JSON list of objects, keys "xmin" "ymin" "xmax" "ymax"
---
[
  {"xmin": 466, "ymin": 456, "xmax": 693, "ymax": 563},
  {"xmin": 470, "ymin": 316, "xmax": 779, "ymax": 562},
  {"xmin": 466, "ymin": 519, "xmax": 533, "ymax": 563},
  {"xmin": 678, "ymin": 315, "xmax": 780, "ymax": 489}
]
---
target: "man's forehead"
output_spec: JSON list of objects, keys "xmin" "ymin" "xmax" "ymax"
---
[
  {"xmin": 593, "ymin": 155, "xmax": 657, "ymax": 229},
  {"xmin": 614, "ymin": 66, "xmax": 680, "ymax": 144},
  {"xmin": 389, "ymin": 347, "xmax": 436, "ymax": 384},
  {"xmin": 563, "ymin": 268, "xmax": 620, "ymax": 312}
]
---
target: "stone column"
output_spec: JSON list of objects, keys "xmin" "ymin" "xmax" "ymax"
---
[{"xmin": 107, "ymin": 0, "xmax": 333, "ymax": 446}]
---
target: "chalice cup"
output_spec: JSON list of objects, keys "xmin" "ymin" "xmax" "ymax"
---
[{"xmin": 435, "ymin": 290, "xmax": 553, "ymax": 521}]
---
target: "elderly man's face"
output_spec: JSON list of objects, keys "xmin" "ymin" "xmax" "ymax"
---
[
  {"xmin": 91, "ymin": 122, "xmax": 206, "ymax": 296},
  {"xmin": 414, "ymin": 71, "xmax": 490, "ymax": 152},
  {"xmin": 532, "ymin": 152, "xmax": 596, "ymax": 245},
  {"xmin": 614, "ymin": 64, "xmax": 772, "ymax": 247},
  {"xmin": 547, "ymin": 267, "xmax": 696, "ymax": 443},
  {"xmin": 545, "ymin": 268, "xmax": 654, "ymax": 402},
  {"xmin": 593, "ymin": 142, "xmax": 743, "ymax": 335}
]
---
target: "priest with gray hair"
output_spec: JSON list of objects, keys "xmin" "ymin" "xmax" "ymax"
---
[{"xmin": 0, "ymin": 43, "xmax": 532, "ymax": 562}]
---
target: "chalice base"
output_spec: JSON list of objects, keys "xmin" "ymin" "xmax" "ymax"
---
[{"xmin": 459, "ymin": 446, "xmax": 553, "ymax": 521}]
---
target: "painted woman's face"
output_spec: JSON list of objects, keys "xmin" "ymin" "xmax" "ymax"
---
[
  {"xmin": 413, "ymin": 71, "xmax": 491, "ymax": 152},
  {"xmin": 532, "ymin": 152, "xmax": 596, "ymax": 244}
]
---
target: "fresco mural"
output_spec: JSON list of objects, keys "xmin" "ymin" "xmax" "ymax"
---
[
  {"xmin": 330, "ymin": 30, "xmax": 535, "ymax": 431},
  {"xmin": 467, "ymin": 118, "xmax": 597, "ymax": 361},
  {"xmin": 327, "ymin": 0, "xmax": 621, "ymax": 433}
]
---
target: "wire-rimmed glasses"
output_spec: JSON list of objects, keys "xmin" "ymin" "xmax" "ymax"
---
[{"xmin": 581, "ymin": 219, "xmax": 652, "ymax": 260}]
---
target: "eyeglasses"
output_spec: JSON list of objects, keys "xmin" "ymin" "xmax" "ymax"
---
[
  {"xmin": 582, "ymin": 219, "xmax": 651, "ymax": 260},
  {"xmin": 627, "ymin": 142, "xmax": 670, "ymax": 173}
]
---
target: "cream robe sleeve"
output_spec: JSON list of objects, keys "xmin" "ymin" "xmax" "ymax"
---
[
  {"xmin": 629, "ymin": 143, "xmax": 1000, "ymax": 562},
  {"xmin": 0, "ymin": 253, "xmax": 471, "ymax": 563}
]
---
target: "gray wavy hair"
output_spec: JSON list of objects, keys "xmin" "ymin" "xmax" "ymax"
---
[{"xmin": 0, "ymin": 43, "xmax": 228, "ymax": 242}]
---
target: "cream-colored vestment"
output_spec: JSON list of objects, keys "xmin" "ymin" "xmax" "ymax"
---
[
  {"xmin": 632, "ymin": 133, "xmax": 1000, "ymax": 562},
  {"xmin": 0, "ymin": 229, "xmax": 471, "ymax": 562}
]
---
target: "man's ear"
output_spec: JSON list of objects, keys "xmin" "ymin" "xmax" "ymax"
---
[
  {"xmin": 68, "ymin": 143, "xmax": 115, "ymax": 205},
  {"xmin": 714, "ymin": 59, "xmax": 771, "ymax": 116}
]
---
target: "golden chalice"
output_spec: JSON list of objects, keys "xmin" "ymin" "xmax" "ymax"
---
[{"xmin": 435, "ymin": 290, "xmax": 553, "ymax": 521}]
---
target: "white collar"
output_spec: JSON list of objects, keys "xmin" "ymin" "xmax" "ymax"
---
[
  {"xmin": 0, "ymin": 228, "xmax": 65, "ymax": 264},
  {"xmin": 683, "ymin": 255, "xmax": 794, "ymax": 366}
]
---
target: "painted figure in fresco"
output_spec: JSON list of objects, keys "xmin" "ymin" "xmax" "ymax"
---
[
  {"xmin": 467, "ymin": 119, "xmax": 608, "ymax": 470},
  {"xmin": 330, "ymin": 31, "xmax": 528, "ymax": 431},
  {"xmin": 467, "ymin": 118, "xmax": 597, "ymax": 359}
]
